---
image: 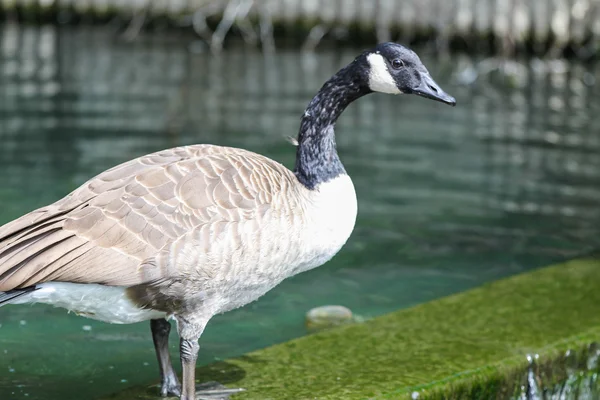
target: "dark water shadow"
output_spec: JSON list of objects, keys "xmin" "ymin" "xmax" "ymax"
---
[
  {"xmin": 102, "ymin": 361, "xmax": 246, "ymax": 399},
  {"xmin": 196, "ymin": 360, "xmax": 247, "ymax": 385}
]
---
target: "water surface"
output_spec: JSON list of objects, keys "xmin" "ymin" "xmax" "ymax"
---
[{"xmin": 0, "ymin": 24, "xmax": 599, "ymax": 400}]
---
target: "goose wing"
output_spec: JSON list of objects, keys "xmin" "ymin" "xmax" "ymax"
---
[{"xmin": 0, "ymin": 145, "xmax": 293, "ymax": 290}]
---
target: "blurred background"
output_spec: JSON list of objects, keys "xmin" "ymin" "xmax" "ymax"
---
[{"xmin": 0, "ymin": 1, "xmax": 599, "ymax": 399}]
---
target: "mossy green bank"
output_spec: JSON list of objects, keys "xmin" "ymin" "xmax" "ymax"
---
[{"xmin": 104, "ymin": 257, "xmax": 600, "ymax": 399}]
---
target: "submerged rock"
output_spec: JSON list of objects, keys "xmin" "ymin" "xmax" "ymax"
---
[{"xmin": 305, "ymin": 305, "xmax": 355, "ymax": 331}]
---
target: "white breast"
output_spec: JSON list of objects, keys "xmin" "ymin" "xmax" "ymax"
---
[{"xmin": 294, "ymin": 174, "xmax": 358, "ymax": 274}]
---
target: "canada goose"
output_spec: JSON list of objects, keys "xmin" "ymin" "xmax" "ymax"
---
[{"xmin": 0, "ymin": 42, "xmax": 455, "ymax": 400}]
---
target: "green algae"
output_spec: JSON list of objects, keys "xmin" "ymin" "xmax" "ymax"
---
[{"xmin": 103, "ymin": 257, "xmax": 600, "ymax": 400}]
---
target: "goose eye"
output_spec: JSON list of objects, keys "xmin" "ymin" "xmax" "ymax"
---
[{"xmin": 391, "ymin": 59, "xmax": 404, "ymax": 69}]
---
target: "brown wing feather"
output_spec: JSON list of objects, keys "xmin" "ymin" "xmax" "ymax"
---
[{"xmin": 0, "ymin": 144, "xmax": 294, "ymax": 291}]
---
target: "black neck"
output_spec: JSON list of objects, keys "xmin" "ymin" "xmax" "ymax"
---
[{"xmin": 293, "ymin": 61, "xmax": 370, "ymax": 190}]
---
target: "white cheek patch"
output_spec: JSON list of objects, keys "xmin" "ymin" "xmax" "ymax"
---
[{"xmin": 366, "ymin": 53, "xmax": 402, "ymax": 94}]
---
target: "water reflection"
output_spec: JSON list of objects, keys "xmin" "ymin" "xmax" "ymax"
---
[{"xmin": 0, "ymin": 24, "xmax": 599, "ymax": 400}]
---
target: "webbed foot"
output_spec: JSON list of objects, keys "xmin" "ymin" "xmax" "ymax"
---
[
  {"xmin": 160, "ymin": 375, "xmax": 181, "ymax": 397},
  {"xmin": 161, "ymin": 381, "xmax": 244, "ymax": 399},
  {"xmin": 193, "ymin": 381, "xmax": 245, "ymax": 400}
]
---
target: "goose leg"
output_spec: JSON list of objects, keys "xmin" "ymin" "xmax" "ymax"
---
[
  {"xmin": 177, "ymin": 318, "xmax": 244, "ymax": 400},
  {"xmin": 180, "ymin": 336, "xmax": 200, "ymax": 400},
  {"xmin": 150, "ymin": 318, "xmax": 181, "ymax": 397}
]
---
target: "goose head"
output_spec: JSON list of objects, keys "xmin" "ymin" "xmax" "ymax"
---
[{"xmin": 360, "ymin": 42, "xmax": 456, "ymax": 106}]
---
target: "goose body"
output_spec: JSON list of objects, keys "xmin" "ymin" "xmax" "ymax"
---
[
  {"xmin": 2, "ymin": 146, "xmax": 357, "ymax": 324},
  {"xmin": 0, "ymin": 43, "xmax": 455, "ymax": 400}
]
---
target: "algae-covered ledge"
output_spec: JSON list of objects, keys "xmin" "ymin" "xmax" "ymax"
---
[{"xmin": 103, "ymin": 258, "xmax": 600, "ymax": 400}]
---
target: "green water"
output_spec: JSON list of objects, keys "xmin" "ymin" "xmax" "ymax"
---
[{"xmin": 0, "ymin": 24, "xmax": 599, "ymax": 400}]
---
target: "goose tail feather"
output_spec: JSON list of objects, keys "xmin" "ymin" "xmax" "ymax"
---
[{"xmin": 0, "ymin": 286, "xmax": 37, "ymax": 307}]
